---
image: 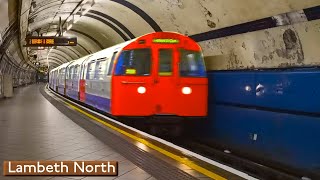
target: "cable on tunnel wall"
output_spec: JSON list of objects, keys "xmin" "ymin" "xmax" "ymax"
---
[
  {"xmin": 49, "ymin": 50, "xmax": 73, "ymax": 62},
  {"xmin": 89, "ymin": 10, "xmax": 135, "ymax": 39},
  {"xmin": 84, "ymin": 14, "xmax": 130, "ymax": 41},
  {"xmin": 38, "ymin": 57, "xmax": 64, "ymax": 65},
  {"xmin": 189, "ymin": 5, "xmax": 320, "ymax": 42},
  {"xmin": 46, "ymin": 55, "xmax": 68, "ymax": 64},
  {"xmin": 0, "ymin": 20, "xmax": 33, "ymax": 74},
  {"xmin": 64, "ymin": 47, "xmax": 81, "ymax": 58},
  {"xmin": 48, "ymin": 52, "xmax": 70, "ymax": 62},
  {"xmin": 31, "ymin": 1, "xmax": 76, "ymax": 18},
  {"xmin": 69, "ymin": 29, "xmax": 104, "ymax": 49},
  {"xmin": 77, "ymin": 43, "xmax": 91, "ymax": 54},
  {"xmin": 38, "ymin": 58, "xmax": 63, "ymax": 65},
  {"xmin": 110, "ymin": 0, "xmax": 162, "ymax": 32}
]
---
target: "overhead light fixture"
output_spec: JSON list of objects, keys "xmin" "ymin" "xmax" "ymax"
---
[
  {"xmin": 67, "ymin": 24, "xmax": 73, "ymax": 30},
  {"xmin": 74, "ymin": 15, "xmax": 80, "ymax": 23},
  {"xmin": 82, "ymin": 0, "xmax": 89, "ymax": 5},
  {"xmin": 81, "ymin": 7, "xmax": 91, "ymax": 16},
  {"xmin": 81, "ymin": 0, "xmax": 94, "ymax": 16}
]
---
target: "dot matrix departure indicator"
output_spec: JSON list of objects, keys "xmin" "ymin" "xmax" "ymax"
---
[{"xmin": 25, "ymin": 36, "xmax": 77, "ymax": 47}]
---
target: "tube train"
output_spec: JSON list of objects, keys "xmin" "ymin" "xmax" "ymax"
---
[{"xmin": 49, "ymin": 32, "xmax": 208, "ymax": 135}]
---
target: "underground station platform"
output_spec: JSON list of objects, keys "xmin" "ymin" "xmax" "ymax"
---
[
  {"xmin": 0, "ymin": 84, "xmax": 259, "ymax": 180},
  {"xmin": 1, "ymin": 1, "xmax": 320, "ymax": 179}
]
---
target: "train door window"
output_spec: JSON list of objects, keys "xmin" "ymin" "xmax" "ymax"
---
[
  {"xmin": 67, "ymin": 66, "xmax": 74, "ymax": 79},
  {"xmin": 71, "ymin": 66, "xmax": 75, "ymax": 79},
  {"xmin": 74, "ymin": 65, "xmax": 80, "ymax": 79},
  {"xmin": 94, "ymin": 58, "xmax": 108, "ymax": 80},
  {"xmin": 179, "ymin": 49, "xmax": 206, "ymax": 77},
  {"xmin": 108, "ymin": 51, "xmax": 117, "ymax": 75},
  {"xmin": 59, "ymin": 68, "xmax": 66, "ymax": 84},
  {"xmin": 66, "ymin": 67, "xmax": 69, "ymax": 79},
  {"xmin": 86, "ymin": 61, "xmax": 96, "ymax": 80},
  {"xmin": 81, "ymin": 64, "xmax": 85, "ymax": 80},
  {"xmin": 158, "ymin": 49, "xmax": 173, "ymax": 76},
  {"xmin": 114, "ymin": 49, "xmax": 151, "ymax": 76}
]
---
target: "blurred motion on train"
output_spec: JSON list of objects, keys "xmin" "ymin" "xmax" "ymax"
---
[{"xmin": 49, "ymin": 32, "xmax": 208, "ymax": 134}]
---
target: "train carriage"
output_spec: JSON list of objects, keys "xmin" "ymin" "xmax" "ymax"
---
[
  {"xmin": 80, "ymin": 43, "xmax": 130, "ymax": 112},
  {"xmin": 50, "ymin": 32, "xmax": 208, "ymax": 134}
]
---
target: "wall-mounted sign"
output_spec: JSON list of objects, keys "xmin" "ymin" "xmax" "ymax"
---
[{"xmin": 25, "ymin": 36, "xmax": 77, "ymax": 47}]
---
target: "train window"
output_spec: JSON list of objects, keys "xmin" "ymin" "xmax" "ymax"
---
[
  {"xmin": 179, "ymin": 49, "xmax": 206, "ymax": 77},
  {"xmin": 73, "ymin": 65, "xmax": 80, "ymax": 79},
  {"xmin": 67, "ymin": 66, "xmax": 74, "ymax": 79},
  {"xmin": 94, "ymin": 59, "xmax": 108, "ymax": 80},
  {"xmin": 107, "ymin": 51, "xmax": 117, "ymax": 75},
  {"xmin": 86, "ymin": 61, "xmax": 96, "ymax": 80},
  {"xmin": 59, "ymin": 68, "xmax": 66, "ymax": 84},
  {"xmin": 158, "ymin": 49, "xmax": 173, "ymax": 76},
  {"xmin": 65, "ymin": 67, "xmax": 69, "ymax": 79},
  {"xmin": 114, "ymin": 49, "xmax": 151, "ymax": 76}
]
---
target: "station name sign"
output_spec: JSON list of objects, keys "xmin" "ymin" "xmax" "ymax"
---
[
  {"xmin": 25, "ymin": 36, "xmax": 77, "ymax": 47},
  {"xmin": 3, "ymin": 161, "xmax": 118, "ymax": 176}
]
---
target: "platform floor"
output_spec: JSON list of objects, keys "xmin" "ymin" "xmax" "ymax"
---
[
  {"xmin": 0, "ymin": 85, "xmax": 156, "ymax": 180},
  {"xmin": 0, "ymin": 84, "xmax": 211, "ymax": 180}
]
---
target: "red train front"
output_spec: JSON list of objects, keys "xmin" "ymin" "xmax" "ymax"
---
[
  {"xmin": 111, "ymin": 32, "xmax": 208, "ymax": 118},
  {"xmin": 50, "ymin": 32, "xmax": 208, "ymax": 135}
]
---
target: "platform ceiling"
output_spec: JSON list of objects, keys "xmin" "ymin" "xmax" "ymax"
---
[{"xmin": 4, "ymin": 0, "xmax": 319, "ymax": 71}]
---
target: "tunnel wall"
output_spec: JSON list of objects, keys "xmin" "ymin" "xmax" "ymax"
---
[
  {"xmin": 205, "ymin": 69, "xmax": 320, "ymax": 175},
  {"xmin": 200, "ymin": 5, "xmax": 320, "ymax": 177},
  {"xmin": 0, "ymin": 54, "xmax": 36, "ymax": 88},
  {"xmin": 0, "ymin": 0, "xmax": 36, "ymax": 93}
]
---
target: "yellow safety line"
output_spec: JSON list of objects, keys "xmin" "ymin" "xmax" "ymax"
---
[{"xmin": 63, "ymin": 100, "xmax": 227, "ymax": 180}]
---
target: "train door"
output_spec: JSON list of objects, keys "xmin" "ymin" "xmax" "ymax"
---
[
  {"xmin": 72, "ymin": 65, "xmax": 80, "ymax": 100},
  {"xmin": 66, "ymin": 65, "xmax": 73, "ymax": 96},
  {"xmin": 80, "ymin": 62, "xmax": 88, "ymax": 102},
  {"xmin": 152, "ymin": 47, "xmax": 178, "ymax": 115},
  {"xmin": 79, "ymin": 56, "xmax": 92, "ymax": 102},
  {"xmin": 112, "ymin": 48, "xmax": 155, "ymax": 116}
]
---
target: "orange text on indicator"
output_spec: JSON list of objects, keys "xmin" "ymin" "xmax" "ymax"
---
[{"xmin": 3, "ymin": 161, "xmax": 118, "ymax": 176}]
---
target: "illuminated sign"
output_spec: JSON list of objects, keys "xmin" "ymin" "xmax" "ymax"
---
[
  {"xmin": 126, "ymin": 69, "xmax": 136, "ymax": 75},
  {"xmin": 25, "ymin": 36, "xmax": 77, "ymax": 47},
  {"xmin": 152, "ymin": 39, "xmax": 180, "ymax": 44}
]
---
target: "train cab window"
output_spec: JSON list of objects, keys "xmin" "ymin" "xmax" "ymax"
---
[
  {"xmin": 94, "ymin": 59, "xmax": 108, "ymax": 80},
  {"xmin": 107, "ymin": 51, "xmax": 117, "ymax": 75},
  {"xmin": 86, "ymin": 61, "xmax": 96, "ymax": 80},
  {"xmin": 114, "ymin": 49, "xmax": 151, "ymax": 76},
  {"xmin": 158, "ymin": 49, "xmax": 173, "ymax": 76},
  {"xmin": 179, "ymin": 49, "xmax": 206, "ymax": 77}
]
